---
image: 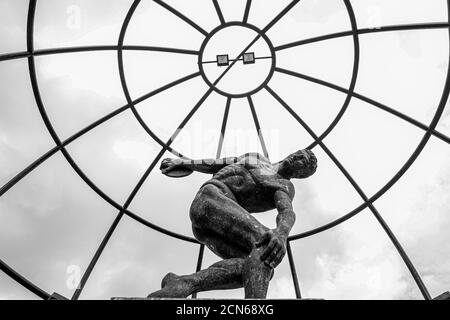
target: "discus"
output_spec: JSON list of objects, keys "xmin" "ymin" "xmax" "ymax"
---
[{"xmin": 163, "ymin": 167, "xmax": 194, "ymax": 178}]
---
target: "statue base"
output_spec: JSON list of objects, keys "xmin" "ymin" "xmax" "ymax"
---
[{"xmin": 111, "ymin": 297, "xmax": 323, "ymax": 300}]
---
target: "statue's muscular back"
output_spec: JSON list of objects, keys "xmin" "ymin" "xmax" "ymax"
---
[{"xmin": 210, "ymin": 154, "xmax": 295, "ymax": 213}]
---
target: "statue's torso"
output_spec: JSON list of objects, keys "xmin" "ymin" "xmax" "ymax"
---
[{"xmin": 211, "ymin": 163, "xmax": 278, "ymax": 213}]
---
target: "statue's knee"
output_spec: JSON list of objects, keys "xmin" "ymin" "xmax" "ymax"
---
[
  {"xmin": 192, "ymin": 227, "xmax": 206, "ymax": 243},
  {"xmin": 190, "ymin": 188, "xmax": 218, "ymax": 225},
  {"xmin": 246, "ymin": 249, "xmax": 274, "ymax": 275},
  {"xmin": 189, "ymin": 200, "xmax": 208, "ymax": 225},
  {"xmin": 246, "ymin": 248, "xmax": 267, "ymax": 267}
]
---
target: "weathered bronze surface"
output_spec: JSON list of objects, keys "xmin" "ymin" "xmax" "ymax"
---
[{"xmin": 148, "ymin": 150, "xmax": 317, "ymax": 299}]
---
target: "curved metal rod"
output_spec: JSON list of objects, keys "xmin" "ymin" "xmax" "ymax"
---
[
  {"xmin": 117, "ymin": 0, "xmax": 188, "ymax": 160},
  {"xmin": 0, "ymin": 45, "xmax": 198, "ymax": 63},
  {"xmin": 275, "ymin": 67, "xmax": 450, "ymax": 145},
  {"xmin": 275, "ymin": 22, "xmax": 450, "ymax": 52},
  {"xmin": 265, "ymin": 85, "xmax": 432, "ymax": 300},
  {"xmin": 153, "ymin": 0, "xmax": 209, "ymax": 37},
  {"xmin": 0, "ymin": 258, "xmax": 51, "ymax": 300},
  {"xmin": 304, "ymin": 0, "xmax": 360, "ymax": 151},
  {"xmin": 290, "ymin": 202, "xmax": 367, "ymax": 240}
]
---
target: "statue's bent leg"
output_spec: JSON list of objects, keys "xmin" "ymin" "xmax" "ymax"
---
[
  {"xmin": 190, "ymin": 184, "xmax": 269, "ymax": 252},
  {"xmin": 147, "ymin": 253, "xmax": 273, "ymax": 298},
  {"xmin": 243, "ymin": 247, "xmax": 273, "ymax": 298},
  {"xmin": 190, "ymin": 184, "xmax": 273, "ymax": 299},
  {"xmin": 147, "ymin": 258, "xmax": 245, "ymax": 298},
  {"xmin": 148, "ymin": 184, "xmax": 274, "ymax": 298}
]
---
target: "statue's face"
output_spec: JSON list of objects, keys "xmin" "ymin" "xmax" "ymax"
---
[{"xmin": 285, "ymin": 149, "xmax": 317, "ymax": 179}]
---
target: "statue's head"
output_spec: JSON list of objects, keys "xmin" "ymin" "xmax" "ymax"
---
[{"xmin": 280, "ymin": 149, "xmax": 317, "ymax": 179}]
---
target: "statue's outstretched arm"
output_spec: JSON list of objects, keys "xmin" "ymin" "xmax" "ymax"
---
[
  {"xmin": 161, "ymin": 153, "xmax": 270, "ymax": 175},
  {"xmin": 161, "ymin": 157, "xmax": 239, "ymax": 175},
  {"xmin": 180, "ymin": 157, "xmax": 239, "ymax": 174}
]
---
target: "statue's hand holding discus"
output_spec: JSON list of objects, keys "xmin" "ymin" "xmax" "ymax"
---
[{"xmin": 160, "ymin": 158, "xmax": 194, "ymax": 178}]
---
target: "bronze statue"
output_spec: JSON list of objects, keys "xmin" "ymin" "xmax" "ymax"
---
[{"xmin": 148, "ymin": 149, "xmax": 317, "ymax": 299}]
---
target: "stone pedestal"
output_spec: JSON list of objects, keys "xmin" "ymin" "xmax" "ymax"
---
[{"xmin": 434, "ymin": 291, "xmax": 450, "ymax": 300}]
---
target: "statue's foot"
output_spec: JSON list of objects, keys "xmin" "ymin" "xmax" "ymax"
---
[
  {"xmin": 161, "ymin": 272, "xmax": 178, "ymax": 288},
  {"xmin": 147, "ymin": 273, "xmax": 194, "ymax": 299}
]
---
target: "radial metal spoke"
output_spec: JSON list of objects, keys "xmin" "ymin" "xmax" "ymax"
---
[
  {"xmin": 243, "ymin": 0, "xmax": 252, "ymax": 24},
  {"xmin": 71, "ymin": 211, "xmax": 124, "ymax": 300},
  {"xmin": 122, "ymin": 45, "xmax": 199, "ymax": 56},
  {"xmin": 275, "ymin": 22, "xmax": 450, "ymax": 52},
  {"xmin": 434, "ymin": 130, "xmax": 450, "ymax": 144},
  {"xmin": 133, "ymin": 72, "xmax": 201, "ymax": 106},
  {"xmin": 212, "ymin": 35, "xmax": 262, "ymax": 86},
  {"xmin": 34, "ymin": 45, "xmax": 117, "ymax": 57},
  {"xmin": 0, "ymin": 147, "xmax": 59, "ymax": 198},
  {"xmin": 248, "ymin": 95, "xmax": 269, "ymax": 158},
  {"xmin": 153, "ymin": 0, "xmax": 208, "ymax": 37},
  {"xmin": 262, "ymin": 0, "xmax": 301, "ymax": 34},
  {"xmin": 216, "ymin": 97, "xmax": 232, "ymax": 158},
  {"xmin": 212, "ymin": 0, "xmax": 302, "ymax": 88},
  {"xmin": 191, "ymin": 244, "xmax": 205, "ymax": 299},
  {"xmin": 275, "ymin": 67, "xmax": 450, "ymax": 145},
  {"xmin": 367, "ymin": 203, "xmax": 432, "ymax": 300},
  {"xmin": 266, "ymin": 85, "xmax": 432, "ymax": 300},
  {"xmin": 0, "ymin": 45, "xmax": 198, "ymax": 63},
  {"xmin": 286, "ymin": 241, "xmax": 302, "ymax": 299},
  {"xmin": 212, "ymin": 0, "xmax": 225, "ymax": 25},
  {"xmin": 0, "ymin": 51, "xmax": 30, "ymax": 62}
]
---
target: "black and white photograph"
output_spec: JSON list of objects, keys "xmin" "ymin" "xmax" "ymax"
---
[{"xmin": 0, "ymin": 0, "xmax": 449, "ymax": 310}]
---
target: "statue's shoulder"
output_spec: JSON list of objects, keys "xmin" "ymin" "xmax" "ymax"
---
[
  {"xmin": 279, "ymin": 179, "xmax": 296, "ymax": 200},
  {"xmin": 238, "ymin": 152, "xmax": 271, "ymax": 165}
]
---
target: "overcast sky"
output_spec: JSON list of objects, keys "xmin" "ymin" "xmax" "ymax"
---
[{"xmin": 0, "ymin": 0, "xmax": 450, "ymax": 300}]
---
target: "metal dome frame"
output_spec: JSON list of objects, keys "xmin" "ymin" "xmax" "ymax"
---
[{"xmin": 0, "ymin": 0, "xmax": 449, "ymax": 300}]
